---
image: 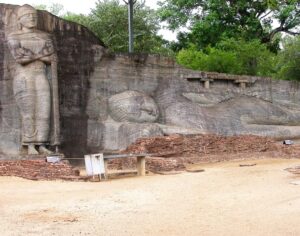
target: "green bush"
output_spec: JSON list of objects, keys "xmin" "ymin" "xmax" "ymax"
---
[
  {"xmin": 217, "ymin": 38, "xmax": 277, "ymax": 76},
  {"xmin": 203, "ymin": 47, "xmax": 242, "ymax": 74},
  {"xmin": 177, "ymin": 45, "xmax": 242, "ymax": 74},
  {"xmin": 177, "ymin": 45, "xmax": 207, "ymax": 70},
  {"xmin": 177, "ymin": 39, "xmax": 277, "ymax": 77}
]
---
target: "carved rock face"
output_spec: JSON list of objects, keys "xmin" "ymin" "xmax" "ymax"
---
[
  {"xmin": 6, "ymin": 4, "xmax": 55, "ymax": 153},
  {"xmin": 19, "ymin": 12, "xmax": 38, "ymax": 29},
  {"xmin": 108, "ymin": 91, "xmax": 159, "ymax": 123},
  {"xmin": 17, "ymin": 5, "xmax": 38, "ymax": 29}
]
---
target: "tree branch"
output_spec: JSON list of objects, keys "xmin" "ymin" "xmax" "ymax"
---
[
  {"xmin": 263, "ymin": 22, "xmax": 284, "ymax": 43},
  {"xmin": 259, "ymin": 10, "xmax": 272, "ymax": 20},
  {"xmin": 284, "ymin": 30, "xmax": 300, "ymax": 36}
]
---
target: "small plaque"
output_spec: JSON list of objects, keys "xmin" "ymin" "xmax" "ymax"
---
[
  {"xmin": 46, "ymin": 155, "xmax": 61, "ymax": 163},
  {"xmin": 283, "ymin": 140, "xmax": 294, "ymax": 145}
]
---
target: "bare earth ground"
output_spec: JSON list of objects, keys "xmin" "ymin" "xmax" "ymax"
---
[{"xmin": 1, "ymin": 158, "xmax": 300, "ymax": 236}]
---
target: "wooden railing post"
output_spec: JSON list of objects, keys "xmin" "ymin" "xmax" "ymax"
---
[{"xmin": 137, "ymin": 156, "xmax": 146, "ymax": 176}]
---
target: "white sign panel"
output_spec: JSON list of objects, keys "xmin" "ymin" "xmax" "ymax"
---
[{"xmin": 84, "ymin": 153, "xmax": 105, "ymax": 176}]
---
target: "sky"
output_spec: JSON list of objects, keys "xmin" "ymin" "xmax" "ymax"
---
[{"xmin": 0, "ymin": 0, "xmax": 177, "ymax": 40}]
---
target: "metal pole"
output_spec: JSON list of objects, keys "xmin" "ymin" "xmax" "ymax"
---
[{"xmin": 128, "ymin": 0, "xmax": 134, "ymax": 52}]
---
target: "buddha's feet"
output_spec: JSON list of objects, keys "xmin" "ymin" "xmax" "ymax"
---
[
  {"xmin": 28, "ymin": 144, "xmax": 39, "ymax": 155},
  {"xmin": 39, "ymin": 145, "xmax": 53, "ymax": 155}
]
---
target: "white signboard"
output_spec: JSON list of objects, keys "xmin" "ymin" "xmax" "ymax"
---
[{"xmin": 84, "ymin": 153, "xmax": 105, "ymax": 176}]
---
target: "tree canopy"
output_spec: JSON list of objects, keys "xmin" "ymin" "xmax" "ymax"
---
[
  {"xmin": 64, "ymin": 0, "xmax": 173, "ymax": 55},
  {"xmin": 158, "ymin": 0, "xmax": 300, "ymax": 52}
]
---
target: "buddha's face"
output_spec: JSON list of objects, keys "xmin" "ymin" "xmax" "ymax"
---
[
  {"xmin": 108, "ymin": 91, "xmax": 159, "ymax": 123},
  {"xmin": 19, "ymin": 12, "xmax": 38, "ymax": 29}
]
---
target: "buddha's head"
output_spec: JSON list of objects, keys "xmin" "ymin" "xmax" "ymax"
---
[
  {"xmin": 108, "ymin": 91, "xmax": 159, "ymax": 123},
  {"xmin": 17, "ymin": 5, "xmax": 38, "ymax": 30}
]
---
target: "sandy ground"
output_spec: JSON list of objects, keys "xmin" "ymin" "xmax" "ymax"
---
[{"xmin": 1, "ymin": 158, "xmax": 300, "ymax": 236}]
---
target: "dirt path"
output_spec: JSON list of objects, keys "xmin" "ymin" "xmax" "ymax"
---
[{"xmin": 1, "ymin": 158, "xmax": 300, "ymax": 236}]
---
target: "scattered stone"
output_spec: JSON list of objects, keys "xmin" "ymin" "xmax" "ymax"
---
[
  {"xmin": 285, "ymin": 166, "xmax": 300, "ymax": 175},
  {"xmin": 239, "ymin": 163, "xmax": 257, "ymax": 167},
  {"xmin": 186, "ymin": 169, "xmax": 205, "ymax": 173},
  {"xmin": 117, "ymin": 134, "xmax": 300, "ymax": 172},
  {"xmin": 124, "ymin": 134, "xmax": 279, "ymax": 157},
  {"xmin": 150, "ymin": 171, "xmax": 183, "ymax": 175},
  {"xmin": 0, "ymin": 159, "xmax": 81, "ymax": 181}
]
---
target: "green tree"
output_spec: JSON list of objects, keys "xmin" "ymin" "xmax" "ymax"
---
[
  {"xmin": 158, "ymin": 0, "xmax": 300, "ymax": 52},
  {"xmin": 177, "ymin": 44, "xmax": 242, "ymax": 74},
  {"xmin": 64, "ymin": 0, "xmax": 173, "ymax": 55},
  {"xmin": 276, "ymin": 36, "xmax": 300, "ymax": 80},
  {"xmin": 177, "ymin": 39, "xmax": 276, "ymax": 76},
  {"xmin": 216, "ymin": 38, "xmax": 277, "ymax": 76},
  {"xmin": 63, "ymin": 12, "xmax": 91, "ymax": 27}
]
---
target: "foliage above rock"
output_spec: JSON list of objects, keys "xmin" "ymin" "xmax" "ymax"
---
[
  {"xmin": 158, "ymin": 0, "xmax": 300, "ymax": 52},
  {"xmin": 177, "ymin": 38, "xmax": 276, "ymax": 76}
]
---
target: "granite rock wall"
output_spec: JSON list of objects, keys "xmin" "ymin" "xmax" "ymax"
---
[
  {"xmin": 87, "ymin": 54, "xmax": 300, "ymax": 151},
  {"xmin": 1, "ymin": 4, "xmax": 300, "ymax": 157}
]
